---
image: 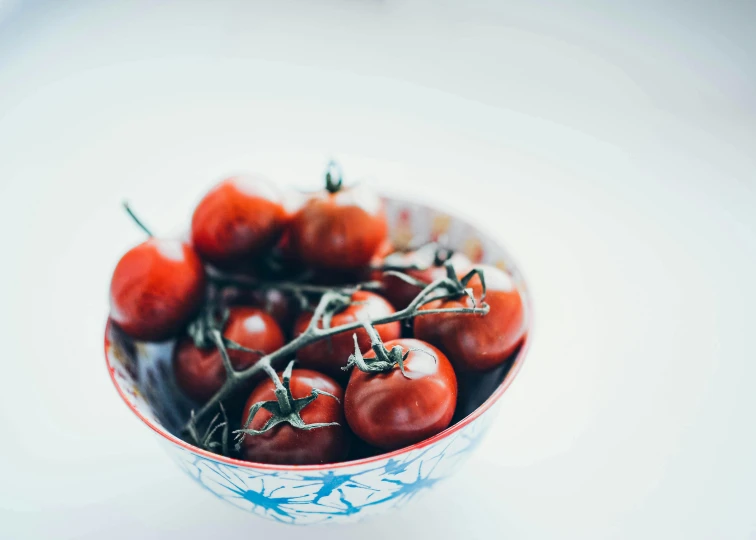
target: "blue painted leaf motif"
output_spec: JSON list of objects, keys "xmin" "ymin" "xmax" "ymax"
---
[
  {"xmin": 222, "ymin": 482, "xmax": 311, "ymax": 523},
  {"xmin": 295, "ymin": 470, "xmax": 380, "ymax": 504},
  {"xmin": 167, "ymin": 417, "xmax": 489, "ymax": 524}
]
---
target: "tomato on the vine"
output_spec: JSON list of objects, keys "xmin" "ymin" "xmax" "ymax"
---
[
  {"xmin": 287, "ymin": 168, "xmax": 387, "ymax": 271},
  {"xmin": 173, "ymin": 306, "xmax": 285, "ymax": 402},
  {"xmin": 109, "ymin": 238, "xmax": 206, "ymax": 342},
  {"xmin": 376, "ymin": 247, "xmax": 472, "ymax": 310},
  {"xmin": 293, "ymin": 290, "xmax": 401, "ymax": 379},
  {"xmin": 239, "ymin": 369, "xmax": 348, "ymax": 465},
  {"xmin": 219, "ymin": 287, "xmax": 296, "ymax": 336},
  {"xmin": 414, "ymin": 265, "xmax": 526, "ymax": 372},
  {"xmin": 344, "ymin": 338, "xmax": 457, "ymax": 450},
  {"xmin": 191, "ymin": 175, "xmax": 288, "ymax": 269}
]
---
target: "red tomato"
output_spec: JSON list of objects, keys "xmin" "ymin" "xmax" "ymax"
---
[
  {"xmin": 376, "ymin": 248, "xmax": 472, "ymax": 310},
  {"xmin": 344, "ymin": 338, "xmax": 457, "ymax": 450},
  {"xmin": 109, "ymin": 238, "xmax": 206, "ymax": 341},
  {"xmin": 239, "ymin": 369, "xmax": 348, "ymax": 465},
  {"xmin": 414, "ymin": 265, "xmax": 526, "ymax": 372},
  {"xmin": 219, "ymin": 287, "xmax": 296, "ymax": 336},
  {"xmin": 173, "ymin": 307, "xmax": 285, "ymax": 402},
  {"xmin": 293, "ymin": 291, "xmax": 401, "ymax": 379},
  {"xmin": 288, "ymin": 183, "xmax": 387, "ymax": 270},
  {"xmin": 191, "ymin": 176, "xmax": 288, "ymax": 269}
]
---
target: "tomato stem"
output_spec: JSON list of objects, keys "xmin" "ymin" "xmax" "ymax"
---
[
  {"xmin": 209, "ymin": 329, "xmax": 239, "ymax": 381},
  {"xmin": 122, "ymin": 201, "xmax": 155, "ymax": 237},
  {"xmin": 324, "ymin": 160, "xmax": 344, "ymax": 193},
  {"xmin": 342, "ymin": 323, "xmax": 413, "ymax": 376},
  {"xmin": 233, "ymin": 360, "xmax": 341, "ymax": 448},
  {"xmin": 185, "ymin": 404, "xmax": 229, "ymax": 455},
  {"xmin": 433, "ymin": 246, "xmax": 454, "ymax": 267}
]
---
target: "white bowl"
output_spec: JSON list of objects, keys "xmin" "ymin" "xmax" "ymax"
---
[{"xmin": 104, "ymin": 196, "xmax": 533, "ymax": 525}]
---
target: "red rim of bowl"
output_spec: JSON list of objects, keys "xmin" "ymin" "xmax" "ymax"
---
[{"xmin": 104, "ymin": 200, "xmax": 533, "ymax": 471}]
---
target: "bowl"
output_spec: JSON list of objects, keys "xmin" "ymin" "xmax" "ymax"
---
[{"xmin": 104, "ymin": 196, "xmax": 533, "ymax": 525}]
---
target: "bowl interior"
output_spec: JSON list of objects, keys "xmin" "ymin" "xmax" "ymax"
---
[{"xmin": 105, "ymin": 195, "xmax": 531, "ymax": 467}]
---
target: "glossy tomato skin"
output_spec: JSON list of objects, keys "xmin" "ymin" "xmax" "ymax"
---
[
  {"xmin": 414, "ymin": 265, "xmax": 526, "ymax": 372},
  {"xmin": 377, "ymin": 250, "xmax": 472, "ymax": 310},
  {"xmin": 240, "ymin": 369, "xmax": 348, "ymax": 465},
  {"xmin": 344, "ymin": 339, "xmax": 457, "ymax": 450},
  {"xmin": 293, "ymin": 291, "xmax": 401, "ymax": 380},
  {"xmin": 219, "ymin": 287, "xmax": 297, "ymax": 336},
  {"xmin": 190, "ymin": 176, "xmax": 288, "ymax": 269},
  {"xmin": 173, "ymin": 307, "xmax": 285, "ymax": 402},
  {"xmin": 288, "ymin": 184, "xmax": 387, "ymax": 270},
  {"xmin": 109, "ymin": 238, "xmax": 206, "ymax": 342}
]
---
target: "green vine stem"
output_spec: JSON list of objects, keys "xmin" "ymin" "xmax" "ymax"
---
[
  {"xmin": 343, "ymin": 322, "xmax": 436, "ymax": 378},
  {"xmin": 233, "ymin": 360, "xmax": 341, "ymax": 449},
  {"xmin": 182, "ymin": 264, "xmax": 490, "ymax": 445},
  {"xmin": 186, "ymin": 403, "xmax": 229, "ymax": 455},
  {"xmin": 122, "ymin": 201, "xmax": 155, "ymax": 238},
  {"xmin": 324, "ymin": 160, "xmax": 344, "ymax": 193}
]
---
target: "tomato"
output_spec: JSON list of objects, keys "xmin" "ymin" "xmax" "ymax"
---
[
  {"xmin": 191, "ymin": 175, "xmax": 288, "ymax": 269},
  {"xmin": 293, "ymin": 291, "xmax": 401, "ymax": 379},
  {"xmin": 376, "ymin": 247, "xmax": 472, "ymax": 310},
  {"xmin": 288, "ymin": 178, "xmax": 387, "ymax": 270},
  {"xmin": 109, "ymin": 238, "xmax": 206, "ymax": 341},
  {"xmin": 239, "ymin": 369, "xmax": 348, "ymax": 465},
  {"xmin": 173, "ymin": 307, "xmax": 285, "ymax": 402},
  {"xmin": 344, "ymin": 338, "xmax": 457, "ymax": 450},
  {"xmin": 413, "ymin": 265, "xmax": 526, "ymax": 372},
  {"xmin": 219, "ymin": 287, "xmax": 296, "ymax": 336}
]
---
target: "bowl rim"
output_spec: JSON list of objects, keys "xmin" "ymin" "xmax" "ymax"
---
[{"xmin": 104, "ymin": 199, "xmax": 534, "ymax": 472}]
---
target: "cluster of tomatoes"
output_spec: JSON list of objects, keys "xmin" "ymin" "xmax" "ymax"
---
[{"xmin": 109, "ymin": 165, "xmax": 526, "ymax": 465}]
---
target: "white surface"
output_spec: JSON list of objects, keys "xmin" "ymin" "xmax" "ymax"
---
[{"xmin": 1, "ymin": 1, "xmax": 755, "ymax": 538}]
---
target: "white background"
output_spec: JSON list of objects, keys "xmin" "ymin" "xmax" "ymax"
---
[{"xmin": 1, "ymin": 1, "xmax": 755, "ymax": 538}]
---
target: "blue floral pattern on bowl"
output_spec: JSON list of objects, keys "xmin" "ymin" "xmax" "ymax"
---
[{"xmin": 162, "ymin": 409, "xmax": 494, "ymax": 524}]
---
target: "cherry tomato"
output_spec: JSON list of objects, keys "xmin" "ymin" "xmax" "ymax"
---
[
  {"xmin": 344, "ymin": 338, "xmax": 457, "ymax": 450},
  {"xmin": 173, "ymin": 307, "xmax": 285, "ymax": 402},
  {"xmin": 376, "ymin": 248, "xmax": 472, "ymax": 310},
  {"xmin": 413, "ymin": 265, "xmax": 526, "ymax": 372},
  {"xmin": 191, "ymin": 175, "xmax": 288, "ymax": 269},
  {"xmin": 109, "ymin": 238, "xmax": 206, "ymax": 341},
  {"xmin": 239, "ymin": 369, "xmax": 348, "ymax": 465},
  {"xmin": 288, "ymin": 182, "xmax": 387, "ymax": 270},
  {"xmin": 293, "ymin": 291, "xmax": 401, "ymax": 380},
  {"xmin": 219, "ymin": 287, "xmax": 296, "ymax": 336}
]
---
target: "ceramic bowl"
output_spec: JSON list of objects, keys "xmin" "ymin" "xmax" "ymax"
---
[{"xmin": 105, "ymin": 196, "xmax": 532, "ymax": 525}]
